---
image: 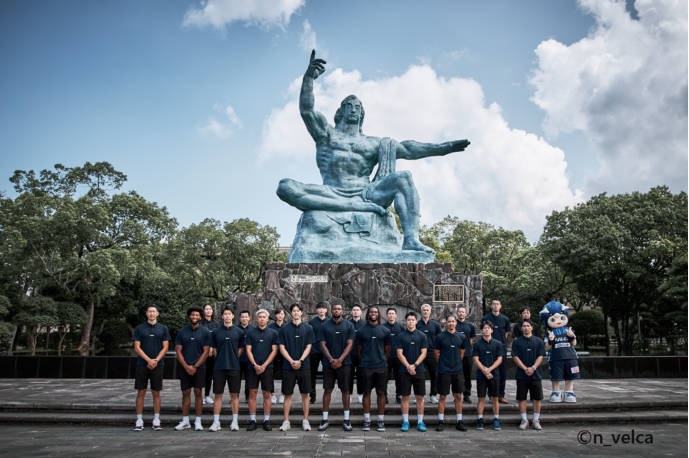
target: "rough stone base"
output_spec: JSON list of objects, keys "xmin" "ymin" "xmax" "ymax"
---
[{"xmin": 254, "ymin": 263, "xmax": 482, "ymax": 323}]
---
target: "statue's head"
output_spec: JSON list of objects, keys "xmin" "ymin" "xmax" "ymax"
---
[{"xmin": 334, "ymin": 95, "xmax": 365, "ymax": 132}]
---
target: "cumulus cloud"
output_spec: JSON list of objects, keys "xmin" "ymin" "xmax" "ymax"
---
[
  {"xmin": 199, "ymin": 104, "xmax": 243, "ymax": 138},
  {"xmin": 300, "ymin": 20, "xmax": 318, "ymax": 52},
  {"xmin": 259, "ymin": 64, "xmax": 583, "ymax": 240},
  {"xmin": 530, "ymin": 0, "xmax": 688, "ymax": 194},
  {"xmin": 183, "ymin": 0, "xmax": 304, "ymax": 29}
]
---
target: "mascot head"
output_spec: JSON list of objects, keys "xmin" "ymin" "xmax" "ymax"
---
[{"xmin": 539, "ymin": 300, "xmax": 570, "ymax": 335}]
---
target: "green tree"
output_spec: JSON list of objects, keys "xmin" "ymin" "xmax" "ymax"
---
[
  {"xmin": 540, "ymin": 186, "xmax": 687, "ymax": 355},
  {"xmin": 14, "ymin": 295, "xmax": 57, "ymax": 355}
]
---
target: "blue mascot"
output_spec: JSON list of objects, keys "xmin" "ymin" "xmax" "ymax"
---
[{"xmin": 539, "ymin": 300, "xmax": 579, "ymax": 403}]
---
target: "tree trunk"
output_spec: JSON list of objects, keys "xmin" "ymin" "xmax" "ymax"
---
[
  {"xmin": 77, "ymin": 299, "xmax": 95, "ymax": 356},
  {"xmin": 603, "ymin": 310, "xmax": 610, "ymax": 356}
]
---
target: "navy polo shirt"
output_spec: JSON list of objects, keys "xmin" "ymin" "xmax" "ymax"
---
[
  {"xmin": 511, "ymin": 335, "xmax": 546, "ymax": 380},
  {"xmin": 309, "ymin": 316, "xmax": 328, "ymax": 355},
  {"xmin": 278, "ymin": 322, "xmax": 315, "ymax": 369},
  {"xmin": 356, "ymin": 323, "xmax": 391, "ymax": 369},
  {"xmin": 349, "ymin": 318, "xmax": 364, "ymax": 335},
  {"xmin": 238, "ymin": 323, "xmax": 255, "ymax": 362},
  {"xmin": 133, "ymin": 321, "xmax": 171, "ymax": 367},
  {"xmin": 245, "ymin": 326, "xmax": 279, "ymax": 366},
  {"xmin": 383, "ymin": 321, "xmax": 404, "ymax": 360},
  {"xmin": 320, "ymin": 318, "xmax": 355, "ymax": 367},
  {"xmin": 200, "ymin": 319, "xmax": 218, "ymax": 333},
  {"xmin": 472, "ymin": 337, "xmax": 505, "ymax": 379},
  {"xmin": 212, "ymin": 325, "xmax": 244, "ymax": 371},
  {"xmin": 268, "ymin": 322, "xmax": 283, "ymax": 332},
  {"xmin": 482, "ymin": 313, "xmax": 511, "ymax": 344},
  {"xmin": 435, "ymin": 330, "xmax": 469, "ymax": 375},
  {"xmin": 456, "ymin": 320, "xmax": 476, "ymax": 357},
  {"xmin": 417, "ymin": 318, "xmax": 442, "ymax": 348},
  {"xmin": 396, "ymin": 329, "xmax": 428, "ymax": 374},
  {"xmin": 175, "ymin": 324, "xmax": 211, "ymax": 365}
]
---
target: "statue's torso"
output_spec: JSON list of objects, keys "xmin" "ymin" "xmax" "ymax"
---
[{"xmin": 317, "ymin": 129, "xmax": 380, "ymax": 190}]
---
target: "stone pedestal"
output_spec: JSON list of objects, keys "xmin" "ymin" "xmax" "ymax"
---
[{"xmin": 254, "ymin": 263, "xmax": 482, "ymax": 323}]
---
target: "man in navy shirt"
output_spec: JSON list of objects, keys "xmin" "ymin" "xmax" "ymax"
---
[
  {"xmin": 512, "ymin": 307, "xmax": 542, "ymax": 339},
  {"xmin": 434, "ymin": 314, "xmax": 469, "ymax": 432},
  {"xmin": 132, "ymin": 304, "xmax": 171, "ymax": 431},
  {"xmin": 309, "ymin": 301, "xmax": 329, "ymax": 404},
  {"xmin": 318, "ymin": 303, "xmax": 355, "ymax": 431},
  {"xmin": 482, "ymin": 299, "xmax": 511, "ymax": 404},
  {"xmin": 209, "ymin": 306, "xmax": 245, "ymax": 432},
  {"xmin": 268, "ymin": 307, "xmax": 286, "ymax": 405},
  {"xmin": 383, "ymin": 307, "xmax": 404, "ymax": 404},
  {"xmin": 395, "ymin": 311, "xmax": 428, "ymax": 432},
  {"xmin": 456, "ymin": 306, "xmax": 476, "ymax": 403},
  {"xmin": 417, "ymin": 303, "xmax": 441, "ymax": 404},
  {"xmin": 348, "ymin": 304, "xmax": 365, "ymax": 403},
  {"xmin": 278, "ymin": 303, "xmax": 315, "ymax": 432},
  {"xmin": 245, "ymin": 309, "xmax": 279, "ymax": 431},
  {"xmin": 355, "ymin": 306, "xmax": 391, "ymax": 432},
  {"xmin": 238, "ymin": 309, "xmax": 255, "ymax": 402},
  {"xmin": 512, "ymin": 320, "xmax": 545, "ymax": 430},
  {"xmin": 472, "ymin": 321, "xmax": 505, "ymax": 431},
  {"xmin": 174, "ymin": 306, "xmax": 211, "ymax": 432}
]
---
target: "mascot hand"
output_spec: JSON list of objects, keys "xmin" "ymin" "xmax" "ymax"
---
[
  {"xmin": 566, "ymin": 328, "xmax": 575, "ymax": 338},
  {"xmin": 548, "ymin": 330, "xmax": 555, "ymax": 341}
]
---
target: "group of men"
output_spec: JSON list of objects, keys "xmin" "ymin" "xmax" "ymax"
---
[{"xmin": 132, "ymin": 299, "xmax": 549, "ymax": 433}]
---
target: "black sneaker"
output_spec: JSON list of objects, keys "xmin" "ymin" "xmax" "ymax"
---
[
  {"xmin": 475, "ymin": 418, "xmax": 484, "ymax": 430},
  {"xmin": 262, "ymin": 420, "xmax": 272, "ymax": 431},
  {"xmin": 436, "ymin": 421, "xmax": 445, "ymax": 432},
  {"xmin": 376, "ymin": 420, "xmax": 385, "ymax": 432},
  {"xmin": 342, "ymin": 420, "xmax": 353, "ymax": 432},
  {"xmin": 362, "ymin": 421, "xmax": 371, "ymax": 431},
  {"xmin": 318, "ymin": 420, "xmax": 329, "ymax": 431},
  {"xmin": 247, "ymin": 420, "xmax": 257, "ymax": 431},
  {"xmin": 456, "ymin": 420, "xmax": 467, "ymax": 431}
]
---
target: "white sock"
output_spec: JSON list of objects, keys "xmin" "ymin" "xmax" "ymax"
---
[
  {"xmin": 377, "ymin": 414, "xmax": 384, "ymax": 422},
  {"xmin": 402, "ymin": 413, "xmax": 409, "ymax": 422},
  {"xmin": 195, "ymin": 417, "xmax": 202, "ymax": 424},
  {"xmin": 322, "ymin": 412, "xmax": 329, "ymax": 420},
  {"xmin": 437, "ymin": 413, "xmax": 444, "ymax": 421},
  {"xmin": 232, "ymin": 414, "xmax": 238, "ymax": 422},
  {"xmin": 343, "ymin": 410, "xmax": 350, "ymax": 420},
  {"xmin": 153, "ymin": 413, "xmax": 160, "ymax": 421},
  {"xmin": 182, "ymin": 416, "xmax": 189, "ymax": 424},
  {"xmin": 213, "ymin": 414, "xmax": 220, "ymax": 422},
  {"xmin": 264, "ymin": 414, "xmax": 270, "ymax": 422},
  {"xmin": 520, "ymin": 413, "xmax": 527, "ymax": 420},
  {"xmin": 456, "ymin": 414, "xmax": 462, "ymax": 421},
  {"xmin": 417, "ymin": 414, "xmax": 423, "ymax": 422},
  {"xmin": 363, "ymin": 413, "xmax": 371, "ymax": 422},
  {"xmin": 534, "ymin": 413, "xmax": 540, "ymax": 421},
  {"xmin": 494, "ymin": 415, "xmax": 500, "ymax": 420},
  {"xmin": 136, "ymin": 414, "xmax": 143, "ymax": 422}
]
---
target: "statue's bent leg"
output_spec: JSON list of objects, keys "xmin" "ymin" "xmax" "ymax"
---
[{"xmin": 277, "ymin": 178, "xmax": 387, "ymax": 215}]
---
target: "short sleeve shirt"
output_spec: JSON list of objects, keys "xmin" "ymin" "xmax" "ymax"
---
[
  {"xmin": 355, "ymin": 323, "xmax": 391, "ymax": 369},
  {"xmin": 174, "ymin": 324, "xmax": 211, "ymax": 365},
  {"xmin": 133, "ymin": 321, "xmax": 171, "ymax": 367},
  {"xmin": 435, "ymin": 330, "xmax": 469, "ymax": 375},
  {"xmin": 511, "ymin": 335, "xmax": 546, "ymax": 380},
  {"xmin": 245, "ymin": 326, "xmax": 279, "ymax": 366},
  {"xmin": 396, "ymin": 329, "xmax": 428, "ymax": 374},
  {"xmin": 417, "ymin": 318, "xmax": 442, "ymax": 348},
  {"xmin": 320, "ymin": 318, "xmax": 355, "ymax": 367},
  {"xmin": 384, "ymin": 321, "xmax": 404, "ymax": 358},
  {"xmin": 309, "ymin": 316, "xmax": 328, "ymax": 355},
  {"xmin": 278, "ymin": 322, "xmax": 315, "ymax": 369},
  {"xmin": 482, "ymin": 313, "xmax": 511, "ymax": 344},
  {"xmin": 212, "ymin": 325, "xmax": 244, "ymax": 371},
  {"xmin": 238, "ymin": 324, "xmax": 255, "ymax": 362},
  {"xmin": 472, "ymin": 337, "xmax": 505, "ymax": 379},
  {"xmin": 456, "ymin": 320, "xmax": 476, "ymax": 357}
]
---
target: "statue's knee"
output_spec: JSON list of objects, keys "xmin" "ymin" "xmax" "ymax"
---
[
  {"xmin": 396, "ymin": 170, "xmax": 414, "ymax": 187},
  {"xmin": 276, "ymin": 178, "xmax": 294, "ymax": 200}
]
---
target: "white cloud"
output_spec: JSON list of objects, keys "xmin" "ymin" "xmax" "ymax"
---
[
  {"xmin": 300, "ymin": 20, "xmax": 318, "ymax": 52},
  {"xmin": 259, "ymin": 64, "xmax": 583, "ymax": 240},
  {"xmin": 530, "ymin": 0, "xmax": 688, "ymax": 194},
  {"xmin": 183, "ymin": 0, "xmax": 304, "ymax": 29},
  {"xmin": 199, "ymin": 103, "xmax": 243, "ymax": 138}
]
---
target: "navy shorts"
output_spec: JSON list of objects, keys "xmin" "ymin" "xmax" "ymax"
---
[
  {"xmin": 516, "ymin": 379, "xmax": 543, "ymax": 401},
  {"xmin": 549, "ymin": 359, "xmax": 581, "ymax": 381},
  {"xmin": 476, "ymin": 376, "xmax": 499, "ymax": 398},
  {"xmin": 213, "ymin": 370, "xmax": 241, "ymax": 394},
  {"xmin": 178, "ymin": 364, "xmax": 206, "ymax": 391},
  {"xmin": 135, "ymin": 365, "xmax": 164, "ymax": 391},
  {"xmin": 282, "ymin": 368, "xmax": 311, "ymax": 396},
  {"xmin": 398, "ymin": 371, "xmax": 426, "ymax": 397},
  {"xmin": 246, "ymin": 365, "xmax": 275, "ymax": 393},
  {"xmin": 359, "ymin": 367, "xmax": 387, "ymax": 394},
  {"xmin": 323, "ymin": 365, "xmax": 352, "ymax": 392},
  {"xmin": 437, "ymin": 373, "xmax": 465, "ymax": 396}
]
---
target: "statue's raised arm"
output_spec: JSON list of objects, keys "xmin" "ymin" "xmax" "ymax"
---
[
  {"xmin": 397, "ymin": 139, "xmax": 470, "ymax": 160},
  {"xmin": 300, "ymin": 50, "xmax": 329, "ymax": 142}
]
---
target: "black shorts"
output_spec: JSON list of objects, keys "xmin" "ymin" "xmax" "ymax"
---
[
  {"xmin": 213, "ymin": 370, "xmax": 241, "ymax": 395},
  {"xmin": 476, "ymin": 376, "xmax": 500, "ymax": 398},
  {"xmin": 282, "ymin": 368, "xmax": 311, "ymax": 396},
  {"xmin": 437, "ymin": 373, "xmax": 465, "ymax": 396},
  {"xmin": 549, "ymin": 359, "xmax": 581, "ymax": 381},
  {"xmin": 246, "ymin": 366, "xmax": 275, "ymax": 393},
  {"xmin": 516, "ymin": 379, "xmax": 543, "ymax": 401},
  {"xmin": 178, "ymin": 364, "xmax": 206, "ymax": 391},
  {"xmin": 359, "ymin": 367, "xmax": 387, "ymax": 394},
  {"xmin": 398, "ymin": 371, "xmax": 426, "ymax": 397},
  {"xmin": 323, "ymin": 365, "xmax": 352, "ymax": 392},
  {"xmin": 134, "ymin": 365, "xmax": 164, "ymax": 391}
]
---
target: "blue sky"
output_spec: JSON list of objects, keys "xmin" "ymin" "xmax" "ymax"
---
[{"xmin": 1, "ymin": 0, "xmax": 686, "ymax": 245}]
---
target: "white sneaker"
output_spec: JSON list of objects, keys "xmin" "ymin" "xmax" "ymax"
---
[
  {"xmin": 194, "ymin": 420, "xmax": 203, "ymax": 431},
  {"xmin": 302, "ymin": 419, "xmax": 311, "ymax": 431},
  {"xmin": 209, "ymin": 421, "xmax": 221, "ymax": 432},
  {"xmin": 175, "ymin": 421, "xmax": 191, "ymax": 431},
  {"xmin": 518, "ymin": 419, "xmax": 529, "ymax": 430},
  {"xmin": 271, "ymin": 395, "xmax": 278, "ymax": 404},
  {"xmin": 564, "ymin": 392, "xmax": 577, "ymax": 403},
  {"xmin": 430, "ymin": 395, "xmax": 439, "ymax": 404},
  {"xmin": 278, "ymin": 395, "xmax": 285, "ymax": 404},
  {"xmin": 133, "ymin": 419, "xmax": 144, "ymax": 431},
  {"xmin": 230, "ymin": 419, "xmax": 240, "ymax": 431},
  {"xmin": 152, "ymin": 418, "xmax": 162, "ymax": 431},
  {"xmin": 549, "ymin": 391, "xmax": 562, "ymax": 403},
  {"xmin": 279, "ymin": 420, "xmax": 291, "ymax": 431},
  {"xmin": 204, "ymin": 396, "xmax": 214, "ymax": 405}
]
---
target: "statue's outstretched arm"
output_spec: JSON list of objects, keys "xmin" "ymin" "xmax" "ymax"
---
[
  {"xmin": 300, "ymin": 50, "xmax": 329, "ymax": 142},
  {"xmin": 397, "ymin": 139, "xmax": 470, "ymax": 160}
]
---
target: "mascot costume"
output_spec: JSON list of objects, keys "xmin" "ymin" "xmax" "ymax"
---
[{"xmin": 539, "ymin": 300, "xmax": 579, "ymax": 403}]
